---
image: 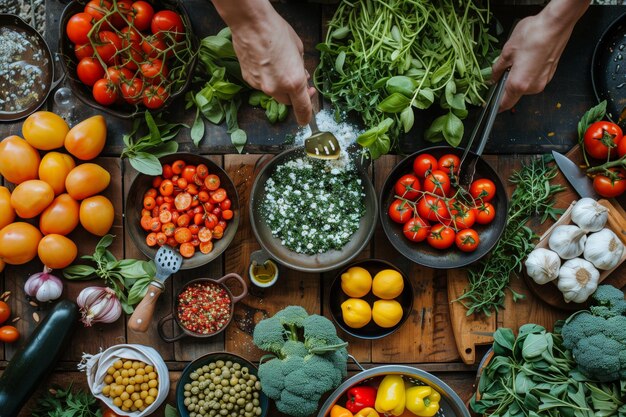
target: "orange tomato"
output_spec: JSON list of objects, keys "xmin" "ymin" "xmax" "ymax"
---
[
  {"xmin": 0, "ymin": 259, "xmax": 4, "ymax": 274},
  {"xmin": 0, "ymin": 186, "xmax": 15, "ymax": 230},
  {"xmin": 22, "ymin": 111, "xmax": 69, "ymax": 150},
  {"xmin": 10, "ymin": 180, "xmax": 54, "ymax": 218},
  {"xmin": 38, "ymin": 152, "xmax": 76, "ymax": 195},
  {"xmin": 0, "ymin": 222, "xmax": 42, "ymax": 265},
  {"xmin": 64, "ymin": 115, "xmax": 107, "ymax": 160},
  {"xmin": 0, "ymin": 325, "xmax": 19, "ymax": 343},
  {"xmin": 65, "ymin": 163, "xmax": 111, "ymax": 200},
  {"xmin": 0, "ymin": 136, "xmax": 40, "ymax": 184},
  {"xmin": 0, "ymin": 300, "xmax": 9, "ymax": 324},
  {"xmin": 40, "ymin": 194, "xmax": 80, "ymax": 235},
  {"xmin": 38, "ymin": 234, "xmax": 77, "ymax": 269},
  {"xmin": 80, "ymin": 195, "xmax": 114, "ymax": 236}
]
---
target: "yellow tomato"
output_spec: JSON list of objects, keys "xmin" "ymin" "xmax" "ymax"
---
[
  {"xmin": 64, "ymin": 115, "xmax": 106, "ymax": 160},
  {"xmin": 341, "ymin": 298, "xmax": 372, "ymax": 329},
  {"xmin": 65, "ymin": 163, "xmax": 111, "ymax": 200},
  {"xmin": 372, "ymin": 300, "xmax": 403, "ymax": 328},
  {"xmin": 40, "ymin": 194, "xmax": 80, "ymax": 235},
  {"xmin": 0, "ymin": 136, "xmax": 40, "ymax": 184},
  {"xmin": 0, "ymin": 186, "xmax": 15, "ymax": 230},
  {"xmin": 341, "ymin": 266, "xmax": 372, "ymax": 298},
  {"xmin": 38, "ymin": 234, "xmax": 77, "ymax": 269},
  {"xmin": 372, "ymin": 269, "xmax": 404, "ymax": 300},
  {"xmin": 10, "ymin": 180, "xmax": 54, "ymax": 218},
  {"xmin": 0, "ymin": 222, "xmax": 42, "ymax": 265},
  {"xmin": 38, "ymin": 152, "xmax": 76, "ymax": 195},
  {"xmin": 80, "ymin": 195, "xmax": 114, "ymax": 236},
  {"xmin": 22, "ymin": 111, "xmax": 69, "ymax": 150}
]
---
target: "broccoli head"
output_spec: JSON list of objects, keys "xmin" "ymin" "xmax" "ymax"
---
[
  {"xmin": 561, "ymin": 285, "xmax": 626, "ymax": 382},
  {"xmin": 303, "ymin": 314, "xmax": 348, "ymax": 353},
  {"xmin": 253, "ymin": 315, "xmax": 288, "ymax": 354}
]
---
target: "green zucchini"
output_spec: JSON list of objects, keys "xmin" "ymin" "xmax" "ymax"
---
[{"xmin": 0, "ymin": 299, "xmax": 79, "ymax": 417}]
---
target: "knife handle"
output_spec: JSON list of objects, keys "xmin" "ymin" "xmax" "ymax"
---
[{"xmin": 128, "ymin": 283, "xmax": 163, "ymax": 333}]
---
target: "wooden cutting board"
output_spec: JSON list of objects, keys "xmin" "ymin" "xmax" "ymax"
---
[{"xmin": 447, "ymin": 146, "xmax": 626, "ymax": 364}]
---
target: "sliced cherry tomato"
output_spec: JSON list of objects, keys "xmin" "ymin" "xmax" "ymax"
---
[
  {"xmin": 475, "ymin": 202, "xmax": 496, "ymax": 225},
  {"xmin": 423, "ymin": 170, "xmax": 451, "ymax": 196},
  {"xmin": 427, "ymin": 224, "xmax": 455, "ymax": 250},
  {"xmin": 77, "ymin": 57, "xmax": 104, "ymax": 87},
  {"xmin": 162, "ymin": 222, "xmax": 176, "ymax": 236},
  {"xmin": 140, "ymin": 215, "xmax": 152, "ymax": 231},
  {"xmin": 156, "ymin": 232, "xmax": 167, "ymax": 245},
  {"xmin": 456, "ymin": 228, "xmax": 480, "ymax": 252},
  {"xmin": 174, "ymin": 192, "xmax": 192, "ymax": 210},
  {"xmin": 120, "ymin": 77, "xmax": 144, "ymax": 104},
  {"xmin": 394, "ymin": 174, "xmax": 420, "ymax": 200},
  {"xmin": 593, "ymin": 168, "xmax": 626, "ymax": 198},
  {"xmin": 413, "ymin": 153, "xmax": 438, "ymax": 178},
  {"xmin": 204, "ymin": 174, "xmax": 220, "ymax": 191},
  {"xmin": 416, "ymin": 195, "xmax": 449, "ymax": 222},
  {"xmin": 149, "ymin": 217, "xmax": 161, "ymax": 232},
  {"xmin": 584, "ymin": 121, "xmax": 624, "ymax": 160},
  {"xmin": 179, "ymin": 242, "xmax": 195, "ymax": 258},
  {"xmin": 388, "ymin": 199, "xmax": 412, "ymax": 223},
  {"xmin": 438, "ymin": 154, "xmax": 460, "ymax": 176},
  {"xmin": 177, "ymin": 213, "xmax": 190, "ymax": 227},
  {"xmin": 146, "ymin": 232, "xmax": 157, "ymax": 246},
  {"xmin": 198, "ymin": 227, "xmax": 213, "ymax": 242},
  {"xmin": 159, "ymin": 210, "xmax": 172, "ymax": 223},
  {"xmin": 212, "ymin": 225, "xmax": 224, "ymax": 239},
  {"xmin": 210, "ymin": 188, "xmax": 227, "ymax": 203},
  {"xmin": 470, "ymin": 179, "xmax": 496, "ymax": 202},
  {"xmin": 402, "ymin": 217, "xmax": 430, "ymax": 242},
  {"xmin": 199, "ymin": 240, "xmax": 213, "ymax": 254},
  {"xmin": 174, "ymin": 227, "xmax": 192, "ymax": 243}
]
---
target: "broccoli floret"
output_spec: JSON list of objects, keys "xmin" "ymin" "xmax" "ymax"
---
[
  {"xmin": 321, "ymin": 348, "xmax": 348, "ymax": 382},
  {"xmin": 253, "ymin": 315, "xmax": 287, "ymax": 354},
  {"xmin": 281, "ymin": 340, "xmax": 309, "ymax": 358},
  {"xmin": 303, "ymin": 314, "xmax": 348, "ymax": 353},
  {"xmin": 561, "ymin": 285, "xmax": 626, "ymax": 382},
  {"xmin": 258, "ymin": 358, "xmax": 286, "ymax": 399},
  {"xmin": 275, "ymin": 306, "xmax": 310, "ymax": 327},
  {"xmin": 277, "ymin": 390, "xmax": 320, "ymax": 417}
]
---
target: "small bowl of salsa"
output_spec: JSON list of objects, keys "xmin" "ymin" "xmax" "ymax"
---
[{"xmin": 157, "ymin": 273, "xmax": 248, "ymax": 342}]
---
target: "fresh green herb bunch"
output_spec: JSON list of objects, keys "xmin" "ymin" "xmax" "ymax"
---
[
  {"xmin": 31, "ymin": 384, "xmax": 102, "ymax": 417},
  {"xmin": 63, "ymin": 234, "xmax": 156, "ymax": 314},
  {"xmin": 455, "ymin": 155, "xmax": 565, "ymax": 316},
  {"xmin": 315, "ymin": 0, "xmax": 500, "ymax": 157}
]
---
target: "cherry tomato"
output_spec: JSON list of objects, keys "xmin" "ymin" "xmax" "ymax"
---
[
  {"xmin": 0, "ymin": 325, "xmax": 19, "ymax": 343},
  {"xmin": 172, "ymin": 160, "xmax": 185, "ymax": 174},
  {"xmin": 174, "ymin": 227, "xmax": 192, "ymax": 244},
  {"xmin": 92, "ymin": 78, "xmax": 118, "ymax": 105},
  {"xmin": 220, "ymin": 199, "xmax": 231, "ymax": 210},
  {"xmin": 103, "ymin": 407, "xmax": 123, "ymax": 417},
  {"xmin": 84, "ymin": 0, "xmax": 111, "ymax": 20},
  {"xmin": 76, "ymin": 57, "xmax": 104, "ymax": 87},
  {"xmin": 388, "ymin": 199, "xmax": 412, "ymax": 223},
  {"xmin": 199, "ymin": 240, "xmax": 213, "ymax": 254},
  {"xmin": 175, "ymin": 192, "xmax": 192, "ymax": 210},
  {"xmin": 140, "ymin": 58, "xmax": 168, "ymax": 80},
  {"xmin": 110, "ymin": 0, "xmax": 133, "ymax": 28},
  {"xmin": 222, "ymin": 209, "xmax": 233, "ymax": 220},
  {"xmin": 66, "ymin": 12, "xmax": 93, "ymax": 45},
  {"xmin": 456, "ymin": 228, "xmax": 480, "ymax": 252},
  {"xmin": 413, "ymin": 153, "xmax": 438, "ymax": 178},
  {"xmin": 159, "ymin": 179, "xmax": 174, "ymax": 196},
  {"xmin": 204, "ymin": 213, "xmax": 218, "ymax": 229},
  {"xmin": 470, "ymin": 179, "xmax": 496, "ymax": 202},
  {"xmin": 162, "ymin": 164, "xmax": 173, "ymax": 179},
  {"xmin": 141, "ymin": 34, "xmax": 169, "ymax": 59},
  {"xmin": 438, "ymin": 154, "xmax": 460, "ymax": 176},
  {"xmin": 142, "ymin": 85, "xmax": 169, "ymax": 109},
  {"xmin": 0, "ymin": 301, "xmax": 10, "ymax": 325},
  {"xmin": 427, "ymin": 224, "xmax": 455, "ymax": 250},
  {"xmin": 448, "ymin": 208, "xmax": 476, "ymax": 231},
  {"xmin": 204, "ymin": 174, "xmax": 220, "ymax": 191},
  {"xmin": 177, "ymin": 213, "xmax": 190, "ymax": 227},
  {"xmin": 402, "ymin": 217, "xmax": 430, "ymax": 242},
  {"xmin": 119, "ymin": 26, "xmax": 143, "ymax": 70},
  {"xmin": 96, "ymin": 31, "xmax": 122, "ymax": 64},
  {"xmin": 181, "ymin": 165, "xmax": 196, "ymax": 182},
  {"xmin": 140, "ymin": 215, "xmax": 152, "ymax": 231},
  {"xmin": 593, "ymin": 168, "xmax": 626, "ymax": 198},
  {"xmin": 196, "ymin": 164, "xmax": 209, "ymax": 179},
  {"xmin": 423, "ymin": 170, "xmax": 451, "ymax": 196},
  {"xmin": 394, "ymin": 174, "xmax": 420, "ymax": 200},
  {"xmin": 106, "ymin": 66, "xmax": 133, "ymax": 85},
  {"xmin": 159, "ymin": 210, "xmax": 172, "ymax": 223},
  {"xmin": 120, "ymin": 77, "xmax": 144, "ymax": 104},
  {"xmin": 151, "ymin": 10, "xmax": 184, "ymax": 40},
  {"xmin": 416, "ymin": 195, "xmax": 449, "ymax": 222},
  {"xmin": 143, "ymin": 195, "xmax": 156, "ymax": 210},
  {"xmin": 179, "ymin": 242, "xmax": 195, "ymax": 258},
  {"xmin": 212, "ymin": 225, "xmax": 224, "ymax": 239},
  {"xmin": 129, "ymin": 1, "xmax": 154, "ymax": 31},
  {"xmin": 475, "ymin": 202, "xmax": 496, "ymax": 225},
  {"xmin": 584, "ymin": 121, "xmax": 624, "ymax": 160},
  {"xmin": 74, "ymin": 43, "xmax": 94, "ymax": 60},
  {"xmin": 209, "ymin": 188, "xmax": 226, "ymax": 203}
]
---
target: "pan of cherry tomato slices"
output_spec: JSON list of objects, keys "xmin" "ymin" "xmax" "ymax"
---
[
  {"xmin": 380, "ymin": 146, "xmax": 508, "ymax": 269},
  {"xmin": 126, "ymin": 153, "xmax": 239, "ymax": 270},
  {"xmin": 59, "ymin": 0, "xmax": 196, "ymax": 118}
]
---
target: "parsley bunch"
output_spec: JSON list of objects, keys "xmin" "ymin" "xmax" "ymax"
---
[{"xmin": 31, "ymin": 385, "xmax": 101, "ymax": 417}]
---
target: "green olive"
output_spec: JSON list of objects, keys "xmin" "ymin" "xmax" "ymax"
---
[
  {"xmin": 254, "ymin": 382, "xmax": 261, "ymax": 391},
  {"xmin": 191, "ymin": 372, "xmax": 199, "ymax": 380},
  {"xmin": 222, "ymin": 370, "xmax": 231, "ymax": 379},
  {"xmin": 252, "ymin": 399, "xmax": 259, "ymax": 406},
  {"xmin": 220, "ymin": 409, "xmax": 229, "ymax": 416},
  {"xmin": 221, "ymin": 380, "xmax": 230, "ymax": 387},
  {"xmin": 192, "ymin": 381, "xmax": 200, "ymax": 387},
  {"xmin": 244, "ymin": 403, "xmax": 253, "ymax": 412},
  {"xmin": 226, "ymin": 403, "xmax": 233, "ymax": 411},
  {"xmin": 244, "ymin": 412, "xmax": 253, "ymax": 417},
  {"xmin": 215, "ymin": 368, "xmax": 222, "ymax": 376},
  {"xmin": 225, "ymin": 361, "xmax": 233, "ymax": 367}
]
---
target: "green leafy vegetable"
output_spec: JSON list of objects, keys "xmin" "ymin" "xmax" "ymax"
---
[
  {"xmin": 577, "ymin": 100, "xmax": 607, "ymax": 166},
  {"xmin": 31, "ymin": 384, "xmax": 102, "ymax": 417},
  {"xmin": 63, "ymin": 235, "xmax": 155, "ymax": 314},
  {"xmin": 455, "ymin": 155, "xmax": 566, "ymax": 316},
  {"xmin": 165, "ymin": 404, "xmax": 180, "ymax": 417}
]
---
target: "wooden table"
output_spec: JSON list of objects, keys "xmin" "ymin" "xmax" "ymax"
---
[{"xmin": 2, "ymin": 2, "xmax": 626, "ymax": 417}]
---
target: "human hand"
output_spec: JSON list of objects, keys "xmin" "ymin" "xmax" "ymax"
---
[{"xmin": 229, "ymin": 9, "xmax": 316, "ymax": 125}]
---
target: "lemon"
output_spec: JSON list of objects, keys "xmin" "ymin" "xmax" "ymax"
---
[
  {"xmin": 372, "ymin": 300, "xmax": 403, "ymax": 328},
  {"xmin": 341, "ymin": 266, "xmax": 372, "ymax": 297},
  {"xmin": 372, "ymin": 269, "xmax": 404, "ymax": 299},
  {"xmin": 341, "ymin": 298, "xmax": 372, "ymax": 328}
]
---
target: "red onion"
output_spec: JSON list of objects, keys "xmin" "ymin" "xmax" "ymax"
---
[
  {"xmin": 24, "ymin": 267, "xmax": 63, "ymax": 302},
  {"xmin": 77, "ymin": 286, "xmax": 122, "ymax": 326}
]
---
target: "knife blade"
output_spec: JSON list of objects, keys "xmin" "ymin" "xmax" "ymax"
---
[{"xmin": 552, "ymin": 150, "xmax": 600, "ymax": 199}]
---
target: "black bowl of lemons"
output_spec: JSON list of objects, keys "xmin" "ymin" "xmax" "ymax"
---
[{"xmin": 329, "ymin": 259, "xmax": 414, "ymax": 339}]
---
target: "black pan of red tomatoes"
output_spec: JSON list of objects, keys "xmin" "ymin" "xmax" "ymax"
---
[{"xmin": 380, "ymin": 146, "xmax": 508, "ymax": 269}]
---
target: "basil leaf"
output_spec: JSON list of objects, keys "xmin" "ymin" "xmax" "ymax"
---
[
  {"xmin": 62, "ymin": 265, "xmax": 97, "ymax": 280},
  {"xmin": 331, "ymin": 26, "xmax": 350, "ymax": 40},
  {"xmin": 386, "ymin": 76, "xmax": 418, "ymax": 97},
  {"xmin": 424, "ymin": 114, "xmax": 447, "ymax": 143},
  {"xmin": 378, "ymin": 92, "xmax": 411, "ymax": 113},
  {"xmin": 335, "ymin": 50, "xmax": 347, "ymax": 75},
  {"xmin": 413, "ymin": 88, "xmax": 435, "ymax": 110},
  {"xmin": 150, "ymin": 140, "xmax": 179, "ymax": 158},
  {"xmin": 231, "ymin": 129, "xmax": 247, "ymax": 154},
  {"xmin": 266, "ymin": 100, "xmax": 279, "ymax": 123},
  {"xmin": 165, "ymin": 404, "xmax": 180, "ymax": 417},
  {"xmin": 130, "ymin": 152, "xmax": 163, "ymax": 175},
  {"xmin": 144, "ymin": 111, "xmax": 161, "ymax": 142},
  {"xmin": 493, "ymin": 328, "xmax": 515, "ymax": 354},
  {"xmin": 367, "ymin": 134, "xmax": 390, "ymax": 160},
  {"xmin": 127, "ymin": 277, "xmax": 151, "ymax": 306},
  {"xmin": 443, "ymin": 111, "xmax": 464, "ymax": 147},
  {"xmin": 400, "ymin": 106, "xmax": 414, "ymax": 133},
  {"xmin": 191, "ymin": 110, "xmax": 205, "ymax": 146},
  {"xmin": 278, "ymin": 103, "xmax": 288, "ymax": 121},
  {"xmin": 96, "ymin": 234, "xmax": 114, "ymax": 250},
  {"xmin": 248, "ymin": 91, "xmax": 264, "ymax": 106}
]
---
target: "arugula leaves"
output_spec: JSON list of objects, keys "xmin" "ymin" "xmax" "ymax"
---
[{"xmin": 31, "ymin": 385, "xmax": 101, "ymax": 417}]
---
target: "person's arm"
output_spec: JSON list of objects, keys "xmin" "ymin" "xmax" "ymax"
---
[
  {"xmin": 492, "ymin": 0, "xmax": 589, "ymax": 111},
  {"xmin": 211, "ymin": 0, "xmax": 316, "ymax": 125}
]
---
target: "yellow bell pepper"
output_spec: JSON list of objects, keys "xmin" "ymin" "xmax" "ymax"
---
[
  {"xmin": 354, "ymin": 407, "xmax": 380, "ymax": 417},
  {"xmin": 375, "ymin": 375, "xmax": 406, "ymax": 416},
  {"xmin": 405, "ymin": 386, "xmax": 441, "ymax": 417},
  {"xmin": 331, "ymin": 405, "xmax": 354, "ymax": 417}
]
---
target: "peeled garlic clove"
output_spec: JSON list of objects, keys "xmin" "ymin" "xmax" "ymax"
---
[
  {"xmin": 584, "ymin": 228, "xmax": 625, "ymax": 270},
  {"xmin": 549, "ymin": 225, "xmax": 587, "ymax": 259},
  {"xmin": 557, "ymin": 258, "xmax": 599, "ymax": 303},
  {"xmin": 525, "ymin": 248, "xmax": 561, "ymax": 284},
  {"xmin": 571, "ymin": 198, "xmax": 608, "ymax": 232}
]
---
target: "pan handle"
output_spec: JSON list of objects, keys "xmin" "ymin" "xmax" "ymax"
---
[
  {"xmin": 216, "ymin": 273, "xmax": 248, "ymax": 303},
  {"xmin": 157, "ymin": 313, "xmax": 187, "ymax": 342}
]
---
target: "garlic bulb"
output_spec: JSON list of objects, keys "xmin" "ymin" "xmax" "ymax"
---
[
  {"xmin": 525, "ymin": 248, "xmax": 561, "ymax": 284},
  {"xmin": 584, "ymin": 228, "xmax": 625, "ymax": 270},
  {"xmin": 571, "ymin": 198, "xmax": 608, "ymax": 232},
  {"xmin": 557, "ymin": 258, "xmax": 600, "ymax": 303},
  {"xmin": 24, "ymin": 267, "xmax": 63, "ymax": 302},
  {"xmin": 548, "ymin": 225, "xmax": 587, "ymax": 259},
  {"xmin": 77, "ymin": 287, "xmax": 122, "ymax": 327}
]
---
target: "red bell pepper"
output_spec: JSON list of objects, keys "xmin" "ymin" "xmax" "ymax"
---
[{"xmin": 346, "ymin": 386, "xmax": 378, "ymax": 413}]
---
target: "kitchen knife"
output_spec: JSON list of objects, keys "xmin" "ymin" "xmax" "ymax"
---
[{"xmin": 552, "ymin": 150, "xmax": 600, "ymax": 200}]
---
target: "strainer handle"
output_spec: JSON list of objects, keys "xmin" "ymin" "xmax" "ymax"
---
[
  {"xmin": 128, "ymin": 282, "xmax": 164, "ymax": 333},
  {"xmin": 348, "ymin": 354, "xmax": 365, "ymax": 371}
]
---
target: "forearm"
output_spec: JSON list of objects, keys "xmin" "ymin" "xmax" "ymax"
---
[
  {"xmin": 540, "ymin": 0, "xmax": 589, "ymax": 32},
  {"xmin": 211, "ymin": 0, "xmax": 275, "ymax": 30}
]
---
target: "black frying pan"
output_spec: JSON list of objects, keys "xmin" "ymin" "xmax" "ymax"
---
[
  {"xmin": 592, "ymin": 11, "xmax": 626, "ymax": 127},
  {"xmin": 379, "ymin": 146, "xmax": 508, "ymax": 269},
  {"xmin": 0, "ymin": 14, "xmax": 61, "ymax": 122}
]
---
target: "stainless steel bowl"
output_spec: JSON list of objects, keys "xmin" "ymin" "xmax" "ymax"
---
[{"xmin": 317, "ymin": 364, "xmax": 470, "ymax": 417}]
